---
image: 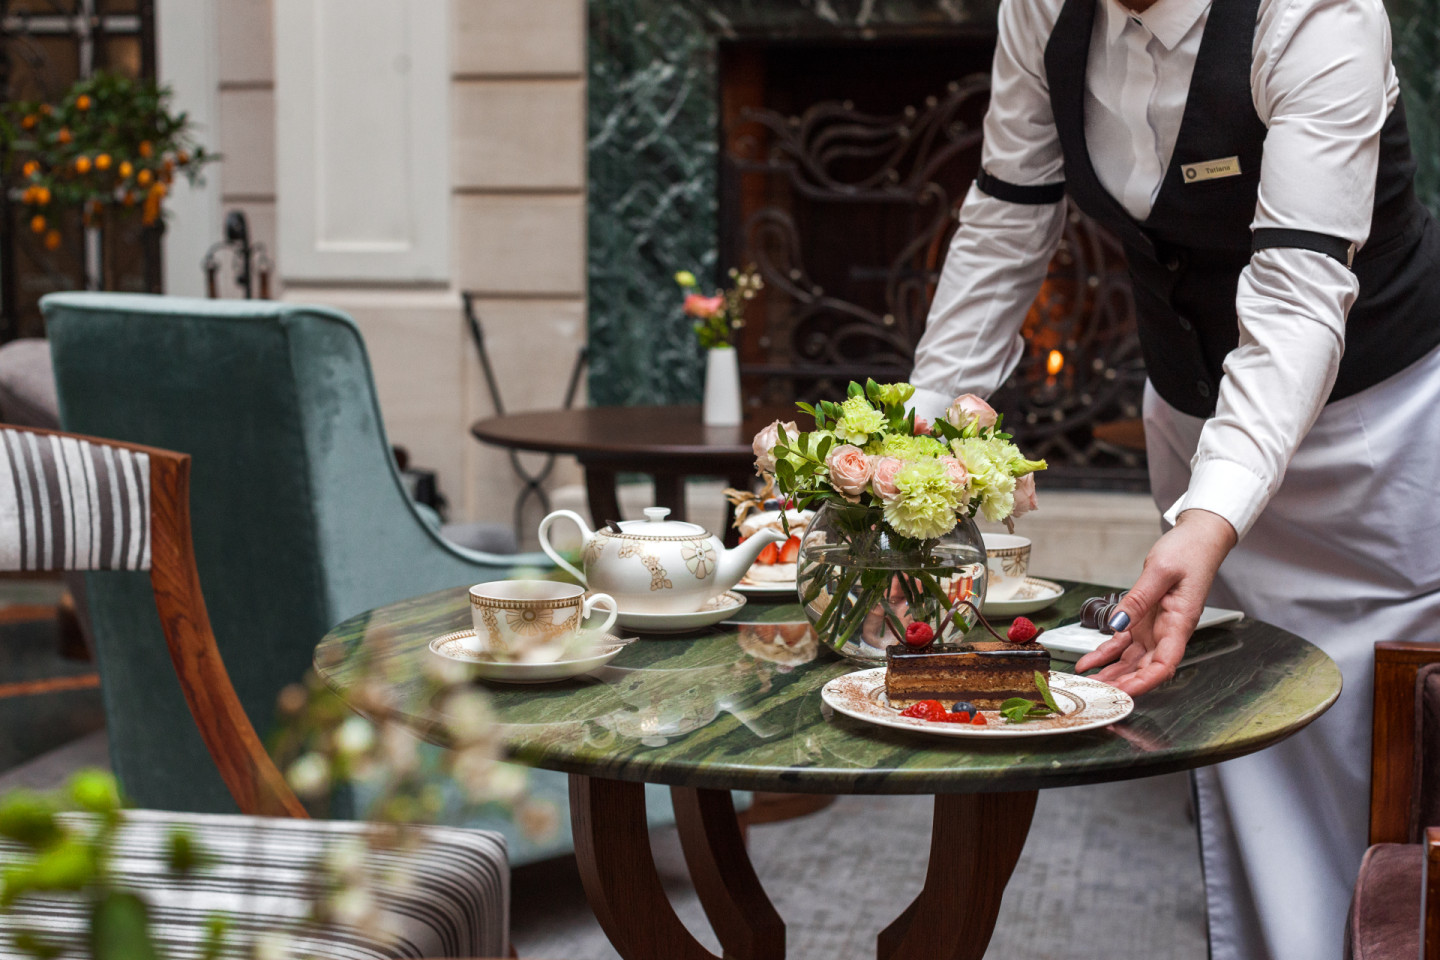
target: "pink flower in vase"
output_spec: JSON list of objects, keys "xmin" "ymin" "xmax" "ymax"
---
[
  {"xmin": 870, "ymin": 456, "xmax": 904, "ymax": 501},
  {"xmin": 913, "ymin": 416, "xmax": 932, "ymax": 435},
  {"xmin": 945, "ymin": 394, "xmax": 998, "ymax": 431},
  {"xmin": 826, "ymin": 445, "xmax": 873, "ymax": 502},
  {"xmin": 1013, "ymin": 472, "xmax": 1039, "ymax": 517},
  {"xmin": 684, "ymin": 294, "xmax": 726, "ymax": 319},
  {"xmin": 939, "ymin": 456, "xmax": 969, "ymax": 489},
  {"xmin": 753, "ymin": 419, "xmax": 798, "ymax": 476}
]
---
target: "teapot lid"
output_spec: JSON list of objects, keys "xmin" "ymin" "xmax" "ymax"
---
[{"xmin": 609, "ymin": 507, "xmax": 709, "ymax": 540}]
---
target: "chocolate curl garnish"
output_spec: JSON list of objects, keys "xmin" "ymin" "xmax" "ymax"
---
[
  {"xmin": 941, "ymin": 597, "xmax": 1045, "ymax": 643},
  {"xmin": 723, "ymin": 477, "xmax": 777, "ymax": 530}
]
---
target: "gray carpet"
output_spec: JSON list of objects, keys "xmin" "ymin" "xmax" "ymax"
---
[{"xmin": 512, "ymin": 774, "xmax": 1208, "ymax": 960}]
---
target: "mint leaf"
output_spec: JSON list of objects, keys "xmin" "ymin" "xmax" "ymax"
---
[{"xmin": 1034, "ymin": 671, "xmax": 1061, "ymax": 714}]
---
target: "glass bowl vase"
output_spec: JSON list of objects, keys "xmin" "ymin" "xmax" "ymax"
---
[{"xmin": 795, "ymin": 501, "xmax": 988, "ymax": 665}]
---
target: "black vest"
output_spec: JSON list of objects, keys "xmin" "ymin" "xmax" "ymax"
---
[{"xmin": 1042, "ymin": 0, "xmax": 1440, "ymax": 417}]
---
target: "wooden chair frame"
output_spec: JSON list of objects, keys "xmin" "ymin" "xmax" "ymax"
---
[{"xmin": 7, "ymin": 424, "xmax": 306, "ymax": 819}]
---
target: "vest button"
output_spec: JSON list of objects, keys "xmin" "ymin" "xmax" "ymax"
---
[
  {"xmin": 1196, "ymin": 381, "xmax": 1212, "ymax": 398},
  {"xmin": 1178, "ymin": 316, "xmax": 1193, "ymax": 331}
]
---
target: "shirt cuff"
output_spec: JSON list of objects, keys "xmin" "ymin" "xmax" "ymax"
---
[
  {"xmin": 1161, "ymin": 457, "xmax": 1269, "ymax": 540},
  {"xmin": 910, "ymin": 386, "xmax": 953, "ymax": 423}
]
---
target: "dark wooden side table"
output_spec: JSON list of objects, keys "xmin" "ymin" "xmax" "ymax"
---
[
  {"xmin": 470, "ymin": 404, "xmax": 802, "ymax": 540},
  {"xmin": 316, "ymin": 582, "xmax": 1341, "ymax": 960}
]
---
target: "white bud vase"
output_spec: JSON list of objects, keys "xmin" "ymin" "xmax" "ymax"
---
[{"xmin": 702, "ymin": 346, "xmax": 742, "ymax": 427}]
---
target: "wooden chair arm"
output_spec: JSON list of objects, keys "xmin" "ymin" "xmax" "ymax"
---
[{"xmin": 1372, "ymin": 641, "xmax": 1440, "ymax": 844}]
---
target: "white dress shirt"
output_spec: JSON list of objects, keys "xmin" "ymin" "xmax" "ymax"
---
[{"xmin": 910, "ymin": 0, "xmax": 1398, "ymax": 538}]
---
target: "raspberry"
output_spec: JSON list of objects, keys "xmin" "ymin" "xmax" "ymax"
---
[
  {"xmin": 945, "ymin": 710, "xmax": 972, "ymax": 723},
  {"xmin": 904, "ymin": 622, "xmax": 935, "ymax": 648},
  {"xmin": 1007, "ymin": 617, "xmax": 1039, "ymax": 643}
]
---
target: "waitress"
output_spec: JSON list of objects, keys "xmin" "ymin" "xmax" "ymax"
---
[{"xmin": 908, "ymin": 0, "xmax": 1440, "ymax": 955}]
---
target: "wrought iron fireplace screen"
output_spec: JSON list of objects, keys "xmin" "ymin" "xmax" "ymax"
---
[{"xmin": 720, "ymin": 42, "xmax": 1148, "ymax": 489}]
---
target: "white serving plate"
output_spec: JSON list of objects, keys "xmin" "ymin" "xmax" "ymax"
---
[
  {"xmin": 612, "ymin": 590, "xmax": 747, "ymax": 634},
  {"xmin": 734, "ymin": 577, "xmax": 798, "ymax": 598},
  {"xmin": 981, "ymin": 577, "xmax": 1065, "ymax": 618},
  {"xmin": 1040, "ymin": 606, "xmax": 1245, "ymax": 660},
  {"xmin": 429, "ymin": 630, "xmax": 626, "ymax": 683},
  {"xmin": 820, "ymin": 667, "xmax": 1133, "ymax": 738}
]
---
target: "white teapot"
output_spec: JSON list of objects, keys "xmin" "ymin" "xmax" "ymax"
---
[{"xmin": 537, "ymin": 507, "xmax": 784, "ymax": 614}]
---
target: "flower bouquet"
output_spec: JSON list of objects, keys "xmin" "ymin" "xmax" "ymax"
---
[{"xmin": 752, "ymin": 380, "xmax": 1046, "ymax": 663}]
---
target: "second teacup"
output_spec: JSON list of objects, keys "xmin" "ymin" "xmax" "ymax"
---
[
  {"xmin": 982, "ymin": 533, "xmax": 1032, "ymax": 602},
  {"xmin": 468, "ymin": 580, "xmax": 618, "ymax": 658}
]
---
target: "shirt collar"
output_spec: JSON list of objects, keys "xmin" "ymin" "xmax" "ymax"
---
[{"xmin": 1103, "ymin": 0, "xmax": 1211, "ymax": 51}]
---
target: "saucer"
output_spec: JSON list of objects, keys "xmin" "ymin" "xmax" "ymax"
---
[
  {"xmin": 982, "ymin": 577, "xmax": 1065, "ymax": 617},
  {"xmin": 613, "ymin": 591, "xmax": 747, "ymax": 634},
  {"xmin": 429, "ymin": 630, "xmax": 627, "ymax": 683},
  {"xmin": 734, "ymin": 577, "xmax": 798, "ymax": 599}
]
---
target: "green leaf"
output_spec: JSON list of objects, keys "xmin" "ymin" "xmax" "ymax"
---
[
  {"xmin": 847, "ymin": 381, "xmax": 864, "ymax": 399},
  {"xmin": 795, "ymin": 401, "xmax": 817, "ymax": 417},
  {"xmin": 68, "ymin": 770, "xmax": 120, "ymax": 815},
  {"xmin": 29, "ymin": 839, "xmax": 96, "ymax": 891},
  {"xmin": 165, "ymin": 828, "xmax": 210, "ymax": 875},
  {"xmin": 1034, "ymin": 671, "xmax": 1061, "ymax": 714},
  {"xmin": 90, "ymin": 892, "xmax": 163, "ymax": 960},
  {"xmin": 816, "ymin": 434, "xmax": 833, "ymax": 462},
  {"xmin": 199, "ymin": 915, "xmax": 228, "ymax": 960},
  {"xmin": 0, "ymin": 794, "xmax": 59, "ymax": 849},
  {"xmin": 776, "ymin": 458, "xmax": 795, "ymax": 487},
  {"xmin": 14, "ymin": 931, "xmax": 63, "ymax": 960}
]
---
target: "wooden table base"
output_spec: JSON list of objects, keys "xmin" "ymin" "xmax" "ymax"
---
[{"xmin": 569, "ymin": 775, "xmax": 1038, "ymax": 960}]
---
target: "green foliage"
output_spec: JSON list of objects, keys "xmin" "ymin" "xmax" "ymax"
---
[
  {"xmin": 998, "ymin": 672, "xmax": 1063, "ymax": 723},
  {"xmin": 89, "ymin": 892, "xmax": 161, "ymax": 960},
  {"xmin": 0, "ymin": 70, "xmax": 215, "ymax": 251}
]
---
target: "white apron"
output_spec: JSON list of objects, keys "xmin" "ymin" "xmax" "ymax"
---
[{"xmin": 1143, "ymin": 341, "xmax": 1440, "ymax": 960}]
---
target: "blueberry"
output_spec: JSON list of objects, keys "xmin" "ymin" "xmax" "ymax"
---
[{"xmin": 951, "ymin": 700, "xmax": 977, "ymax": 714}]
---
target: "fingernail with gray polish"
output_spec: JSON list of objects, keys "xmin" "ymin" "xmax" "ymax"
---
[{"xmin": 1108, "ymin": 610, "xmax": 1131, "ymax": 633}]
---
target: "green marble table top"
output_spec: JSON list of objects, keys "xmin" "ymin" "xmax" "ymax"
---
[{"xmin": 313, "ymin": 581, "xmax": 1341, "ymax": 795}]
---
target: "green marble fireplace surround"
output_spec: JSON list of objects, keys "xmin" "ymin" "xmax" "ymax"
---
[{"xmin": 586, "ymin": 0, "xmax": 1440, "ymax": 409}]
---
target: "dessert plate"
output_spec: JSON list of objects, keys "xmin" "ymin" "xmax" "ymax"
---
[
  {"xmin": 429, "ymin": 630, "xmax": 627, "ymax": 683},
  {"xmin": 820, "ymin": 668, "xmax": 1133, "ymax": 738},
  {"xmin": 734, "ymin": 576, "xmax": 798, "ymax": 598},
  {"xmin": 613, "ymin": 591, "xmax": 747, "ymax": 634},
  {"xmin": 982, "ymin": 577, "xmax": 1065, "ymax": 618}
]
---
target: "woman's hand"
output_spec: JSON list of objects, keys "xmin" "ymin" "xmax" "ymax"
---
[{"xmin": 1074, "ymin": 509, "xmax": 1237, "ymax": 696}]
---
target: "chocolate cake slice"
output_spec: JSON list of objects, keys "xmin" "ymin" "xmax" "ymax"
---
[{"xmin": 885, "ymin": 641, "xmax": 1051, "ymax": 709}]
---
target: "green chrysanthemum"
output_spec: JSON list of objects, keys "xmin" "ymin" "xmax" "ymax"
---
[
  {"xmin": 953, "ymin": 437, "xmax": 1015, "ymax": 507},
  {"xmin": 866, "ymin": 432, "xmax": 947, "ymax": 460},
  {"xmin": 835, "ymin": 396, "xmax": 885, "ymax": 444},
  {"xmin": 872, "ymin": 382, "xmax": 916, "ymax": 406},
  {"xmin": 882, "ymin": 458, "xmax": 964, "ymax": 540}
]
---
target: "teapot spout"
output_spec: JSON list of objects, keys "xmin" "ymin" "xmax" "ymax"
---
[{"xmin": 716, "ymin": 527, "xmax": 786, "ymax": 590}]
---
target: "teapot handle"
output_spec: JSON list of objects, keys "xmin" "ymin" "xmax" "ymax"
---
[{"xmin": 537, "ymin": 510, "xmax": 591, "ymax": 586}]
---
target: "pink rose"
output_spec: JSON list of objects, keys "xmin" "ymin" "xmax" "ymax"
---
[
  {"xmin": 870, "ymin": 457, "xmax": 904, "ymax": 501},
  {"xmin": 826, "ymin": 445, "xmax": 873, "ymax": 502},
  {"xmin": 752, "ymin": 419, "xmax": 798, "ymax": 476},
  {"xmin": 939, "ymin": 456, "xmax": 969, "ymax": 489},
  {"xmin": 1013, "ymin": 472, "xmax": 1039, "ymax": 517},
  {"xmin": 913, "ymin": 417, "xmax": 932, "ymax": 435},
  {"xmin": 945, "ymin": 394, "xmax": 998, "ymax": 432},
  {"xmin": 684, "ymin": 294, "xmax": 725, "ymax": 319}
]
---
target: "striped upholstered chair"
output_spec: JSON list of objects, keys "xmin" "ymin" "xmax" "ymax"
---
[{"xmin": 0, "ymin": 423, "xmax": 509, "ymax": 958}]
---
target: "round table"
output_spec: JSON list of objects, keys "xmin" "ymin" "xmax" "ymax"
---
[
  {"xmin": 469, "ymin": 404, "xmax": 800, "ymax": 542},
  {"xmin": 314, "ymin": 582, "xmax": 1340, "ymax": 960}
]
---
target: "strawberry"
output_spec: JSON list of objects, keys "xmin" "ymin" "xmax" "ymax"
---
[
  {"xmin": 899, "ymin": 699, "xmax": 944, "ymax": 720},
  {"xmin": 778, "ymin": 535, "xmax": 801, "ymax": 563},
  {"xmin": 944, "ymin": 710, "xmax": 972, "ymax": 723},
  {"xmin": 1007, "ymin": 617, "xmax": 1039, "ymax": 643},
  {"xmin": 971, "ymin": 712, "xmax": 989, "ymax": 726},
  {"xmin": 757, "ymin": 542, "xmax": 780, "ymax": 565},
  {"xmin": 904, "ymin": 622, "xmax": 935, "ymax": 648}
]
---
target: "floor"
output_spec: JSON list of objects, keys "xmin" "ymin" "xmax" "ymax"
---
[{"xmin": 511, "ymin": 774, "xmax": 1209, "ymax": 960}]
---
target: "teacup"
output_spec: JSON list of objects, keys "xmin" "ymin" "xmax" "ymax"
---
[
  {"xmin": 982, "ymin": 533, "xmax": 1032, "ymax": 602},
  {"xmin": 467, "ymin": 580, "xmax": 618, "ymax": 658}
]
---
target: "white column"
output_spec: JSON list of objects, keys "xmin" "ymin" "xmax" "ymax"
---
[
  {"xmin": 156, "ymin": 0, "xmax": 222, "ymax": 297},
  {"xmin": 274, "ymin": 0, "xmax": 451, "ymax": 283}
]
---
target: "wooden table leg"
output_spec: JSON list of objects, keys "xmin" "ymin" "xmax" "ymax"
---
[
  {"xmin": 652, "ymin": 471, "xmax": 688, "ymax": 520},
  {"xmin": 582, "ymin": 463, "xmax": 623, "ymax": 528},
  {"xmin": 877, "ymin": 791, "xmax": 1038, "ymax": 960},
  {"xmin": 570, "ymin": 774, "xmax": 718, "ymax": 960},
  {"xmin": 671, "ymin": 786, "xmax": 786, "ymax": 960}
]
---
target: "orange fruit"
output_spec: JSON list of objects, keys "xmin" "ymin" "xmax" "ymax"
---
[
  {"xmin": 149, "ymin": 182, "xmax": 167, "ymax": 199},
  {"xmin": 95, "ymin": 153, "xmax": 111, "ymax": 171},
  {"xmin": 136, "ymin": 168, "xmax": 152, "ymax": 186},
  {"xmin": 34, "ymin": 186, "xmax": 50, "ymax": 206},
  {"xmin": 122, "ymin": 191, "xmax": 136, "ymax": 207},
  {"xmin": 74, "ymin": 155, "xmax": 92, "ymax": 174},
  {"xmin": 39, "ymin": 104, "xmax": 52, "ymax": 116},
  {"xmin": 21, "ymin": 114, "xmax": 37, "ymax": 130},
  {"xmin": 56, "ymin": 127, "xmax": 71, "ymax": 145},
  {"xmin": 21, "ymin": 186, "xmax": 35, "ymax": 204},
  {"xmin": 138, "ymin": 140, "xmax": 153, "ymax": 158},
  {"xmin": 75, "ymin": 94, "xmax": 91, "ymax": 111},
  {"xmin": 118, "ymin": 160, "xmax": 133, "ymax": 179},
  {"xmin": 30, "ymin": 214, "xmax": 46, "ymax": 234},
  {"xmin": 177, "ymin": 150, "xmax": 191, "ymax": 165},
  {"xmin": 44, "ymin": 229, "xmax": 61, "ymax": 251},
  {"xmin": 21, "ymin": 160, "xmax": 39, "ymax": 178}
]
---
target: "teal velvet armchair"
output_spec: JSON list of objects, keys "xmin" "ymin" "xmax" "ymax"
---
[{"xmin": 38, "ymin": 293, "xmax": 623, "ymax": 859}]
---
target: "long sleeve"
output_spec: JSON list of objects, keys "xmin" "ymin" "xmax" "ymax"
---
[
  {"xmin": 909, "ymin": 0, "xmax": 1069, "ymax": 422},
  {"xmin": 1163, "ymin": 0, "xmax": 1391, "ymax": 537}
]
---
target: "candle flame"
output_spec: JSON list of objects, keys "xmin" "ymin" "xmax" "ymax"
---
[{"xmin": 1046, "ymin": 350, "xmax": 1065, "ymax": 375}]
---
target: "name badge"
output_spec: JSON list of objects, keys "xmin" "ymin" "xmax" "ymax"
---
[{"xmin": 1182, "ymin": 156, "xmax": 1242, "ymax": 183}]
